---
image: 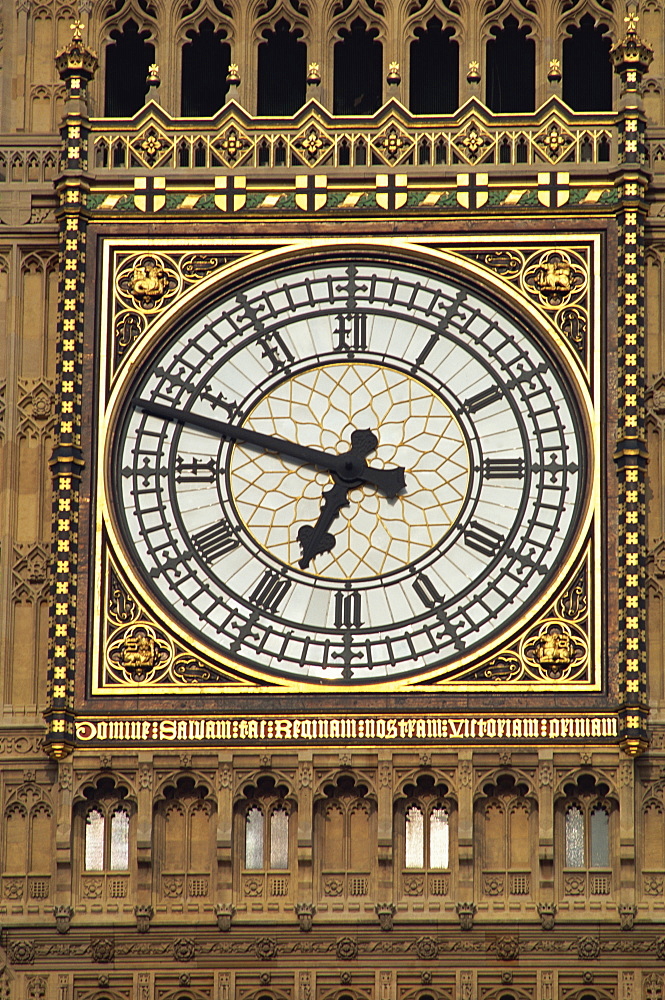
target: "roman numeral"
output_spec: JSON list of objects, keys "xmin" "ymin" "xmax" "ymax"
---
[
  {"xmin": 483, "ymin": 457, "xmax": 525, "ymax": 479},
  {"xmin": 334, "ymin": 590, "xmax": 363, "ymax": 629},
  {"xmin": 334, "ymin": 313, "xmax": 368, "ymax": 354},
  {"xmin": 464, "ymin": 385, "xmax": 502, "ymax": 413},
  {"xmin": 412, "ymin": 573, "xmax": 445, "ymax": 609},
  {"xmin": 257, "ymin": 333, "xmax": 294, "ymax": 374},
  {"xmin": 175, "ymin": 456, "xmax": 217, "ymax": 483},
  {"xmin": 250, "ymin": 570, "xmax": 291, "ymax": 614},
  {"xmin": 464, "ymin": 521, "xmax": 504, "ymax": 558},
  {"xmin": 192, "ymin": 518, "xmax": 239, "ymax": 563}
]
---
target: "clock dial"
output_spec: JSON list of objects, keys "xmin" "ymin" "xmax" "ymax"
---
[{"xmin": 107, "ymin": 248, "xmax": 591, "ymax": 686}]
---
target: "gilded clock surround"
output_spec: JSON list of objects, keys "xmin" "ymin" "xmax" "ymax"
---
[{"xmin": 90, "ymin": 237, "xmax": 602, "ymax": 695}]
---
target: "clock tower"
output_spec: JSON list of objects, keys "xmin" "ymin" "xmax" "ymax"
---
[{"xmin": 1, "ymin": 2, "xmax": 664, "ymax": 999}]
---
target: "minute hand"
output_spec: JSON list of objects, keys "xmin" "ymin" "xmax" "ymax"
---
[{"xmin": 135, "ymin": 398, "xmax": 406, "ymax": 498}]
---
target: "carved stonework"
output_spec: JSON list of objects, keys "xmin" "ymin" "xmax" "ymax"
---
[
  {"xmin": 16, "ymin": 379, "xmax": 56, "ymax": 439},
  {"xmin": 12, "ymin": 543, "xmax": 50, "ymax": 603}
]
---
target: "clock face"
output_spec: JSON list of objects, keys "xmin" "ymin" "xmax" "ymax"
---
[{"xmin": 107, "ymin": 247, "xmax": 591, "ymax": 687}]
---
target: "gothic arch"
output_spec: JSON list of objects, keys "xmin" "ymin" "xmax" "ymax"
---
[
  {"xmin": 233, "ymin": 768, "xmax": 295, "ymax": 803},
  {"xmin": 313, "ymin": 767, "xmax": 377, "ymax": 803},
  {"xmin": 479, "ymin": 0, "xmax": 541, "ymax": 46},
  {"xmin": 401, "ymin": 0, "xmax": 467, "ymax": 45},
  {"xmin": 73, "ymin": 771, "xmax": 136, "ymax": 806},
  {"xmin": 325, "ymin": 0, "xmax": 388, "ymax": 47},
  {"xmin": 553, "ymin": 766, "xmax": 617, "ymax": 801},
  {"xmin": 153, "ymin": 769, "xmax": 213, "ymax": 804},
  {"xmin": 172, "ymin": 0, "xmax": 236, "ymax": 48},
  {"xmin": 250, "ymin": 1, "xmax": 311, "ymax": 45}
]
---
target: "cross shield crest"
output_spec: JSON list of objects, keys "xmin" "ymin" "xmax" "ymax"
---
[
  {"xmin": 214, "ymin": 175, "xmax": 247, "ymax": 212},
  {"xmin": 295, "ymin": 174, "xmax": 328, "ymax": 211},
  {"xmin": 134, "ymin": 176, "xmax": 166, "ymax": 213}
]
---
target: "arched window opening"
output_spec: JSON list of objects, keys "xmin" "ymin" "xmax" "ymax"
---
[
  {"xmin": 430, "ymin": 805, "xmax": 449, "ymax": 869},
  {"xmin": 560, "ymin": 773, "xmax": 614, "ymax": 895},
  {"xmin": 590, "ymin": 806, "xmax": 610, "ymax": 868},
  {"xmin": 238, "ymin": 774, "xmax": 293, "ymax": 880},
  {"xmin": 410, "ymin": 18, "xmax": 458, "ymax": 114},
  {"xmin": 104, "ymin": 19, "xmax": 155, "ymax": 117},
  {"xmin": 399, "ymin": 774, "xmax": 452, "ymax": 897},
  {"xmin": 562, "ymin": 14, "xmax": 612, "ymax": 112},
  {"xmin": 565, "ymin": 803, "xmax": 584, "ymax": 867},
  {"xmin": 334, "ymin": 18, "xmax": 383, "ymax": 115},
  {"xmin": 486, "ymin": 15, "xmax": 535, "ymax": 113},
  {"xmin": 257, "ymin": 18, "xmax": 306, "ymax": 115},
  {"xmin": 405, "ymin": 804, "xmax": 424, "ymax": 868},
  {"xmin": 109, "ymin": 807, "xmax": 130, "ymax": 870},
  {"xmin": 181, "ymin": 18, "xmax": 230, "ymax": 116},
  {"xmin": 82, "ymin": 777, "xmax": 132, "ymax": 876},
  {"xmin": 245, "ymin": 805, "xmax": 265, "ymax": 869},
  {"xmin": 270, "ymin": 806, "xmax": 289, "ymax": 869}
]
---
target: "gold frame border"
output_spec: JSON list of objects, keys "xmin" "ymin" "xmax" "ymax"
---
[{"xmin": 92, "ymin": 235, "xmax": 603, "ymax": 695}]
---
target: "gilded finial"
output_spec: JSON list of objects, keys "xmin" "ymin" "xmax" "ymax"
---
[
  {"xmin": 467, "ymin": 60, "xmax": 480, "ymax": 83},
  {"xmin": 387, "ymin": 61, "xmax": 401, "ymax": 85},
  {"xmin": 306, "ymin": 61, "xmax": 321, "ymax": 85},
  {"xmin": 147, "ymin": 63, "xmax": 160, "ymax": 86},
  {"xmin": 624, "ymin": 9, "xmax": 639, "ymax": 34},
  {"xmin": 70, "ymin": 18, "xmax": 84, "ymax": 41},
  {"xmin": 548, "ymin": 57, "xmax": 561, "ymax": 82},
  {"xmin": 226, "ymin": 63, "xmax": 240, "ymax": 85}
]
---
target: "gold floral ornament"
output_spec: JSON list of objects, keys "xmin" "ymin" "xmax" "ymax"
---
[
  {"xmin": 467, "ymin": 60, "xmax": 480, "ymax": 83},
  {"xmin": 534, "ymin": 121, "xmax": 574, "ymax": 162},
  {"xmin": 294, "ymin": 124, "xmax": 331, "ymax": 164},
  {"xmin": 146, "ymin": 63, "xmax": 160, "ymax": 87},
  {"xmin": 521, "ymin": 621, "xmax": 588, "ymax": 682},
  {"xmin": 226, "ymin": 63, "xmax": 240, "ymax": 85},
  {"xmin": 373, "ymin": 124, "xmax": 411, "ymax": 163},
  {"xmin": 212, "ymin": 124, "xmax": 251, "ymax": 166},
  {"xmin": 130, "ymin": 125, "xmax": 172, "ymax": 167},
  {"xmin": 452, "ymin": 121, "xmax": 491, "ymax": 163},
  {"xmin": 107, "ymin": 624, "xmax": 171, "ymax": 683}
]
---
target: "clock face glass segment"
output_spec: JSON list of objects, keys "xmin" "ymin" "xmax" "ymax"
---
[{"xmin": 110, "ymin": 253, "xmax": 590, "ymax": 685}]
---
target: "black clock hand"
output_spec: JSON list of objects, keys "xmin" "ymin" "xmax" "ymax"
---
[
  {"xmin": 297, "ymin": 479, "xmax": 351, "ymax": 570},
  {"xmin": 135, "ymin": 398, "xmax": 406, "ymax": 497},
  {"xmin": 297, "ymin": 428, "xmax": 386, "ymax": 569}
]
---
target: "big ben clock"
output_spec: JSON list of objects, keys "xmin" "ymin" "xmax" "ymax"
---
[{"xmin": 96, "ymin": 239, "xmax": 598, "ymax": 692}]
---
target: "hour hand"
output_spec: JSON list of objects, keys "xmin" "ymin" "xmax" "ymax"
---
[{"xmin": 297, "ymin": 479, "xmax": 351, "ymax": 570}]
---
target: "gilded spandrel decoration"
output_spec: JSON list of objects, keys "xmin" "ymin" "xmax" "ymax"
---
[
  {"xmin": 465, "ymin": 546, "xmax": 591, "ymax": 685},
  {"xmin": 467, "ymin": 245, "xmax": 590, "ymax": 370},
  {"xmin": 109, "ymin": 249, "xmax": 243, "ymax": 381}
]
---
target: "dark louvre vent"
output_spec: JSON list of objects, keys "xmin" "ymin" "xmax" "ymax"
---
[
  {"xmin": 334, "ymin": 18, "xmax": 383, "ymax": 115},
  {"xmin": 181, "ymin": 18, "xmax": 230, "ymax": 117},
  {"xmin": 410, "ymin": 18, "xmax": 458, "ymax": 114},
  {"xmin": 486, "ymin": 15, "xmax": 535, "ymax": 113},
  {"xmin": 257, "ymin": 18, "xmax": 306, "ymax": 116},
  {"xmin": 104, "ymin": 19, "xmax": 154, "ymax": 117},
  {"xmin": 563, "ymin": 14, "xmax": 612, "ymax": 111}
]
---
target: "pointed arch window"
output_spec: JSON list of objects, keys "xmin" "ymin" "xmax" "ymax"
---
[
  {"xmin": 257, "ymin": 18, "xmax": 306, "ymax": 115},
  {"xmin": 334, "ymin": 18, "xmax": 383, "ymax": 115},
  {"xmin": 409, "ymin": 18, "xmax": 458, "ymax": 114},
  {"xmin": 405, "ymin": 803, "xmax": 450, "ymax": 869},
  {"xmin": 560, "ymin": 774, "xmax": 615, "ymax": 896},
  {"xmin": 562, "ymin": 14, "xmax": 612, "ymax": 112},
  {"xmin": 486, "ymin": 15, "xmax": 535, "ymax": 113},
  {"xmin": 84, "ymin": 804, "xmax": 130, "ymax": 871},
  {"xmin": 476, "ymin": 774, "xmax": 536, "ymax": 899},
  {"xmin": 181, "ymin": 18, "xmax": 231, "ymax": 116},
  {"xmin": 237, "ymin": 775, "xmax": 294, "ymax": 883},
  {"xmin": 155, "ymin": 776, "xmax": 215, "ymax": 902},
  {"xmin": 104, "ymin": 19, "xmax": 155, "ymax": 117}
]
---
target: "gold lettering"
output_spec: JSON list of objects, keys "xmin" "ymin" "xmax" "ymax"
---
[
  {"xmin": 386, "ymin": 720, "xmax": 398, "ymax": 739},
  {"xmin": 160, "ymin": 720, "xmax": 177, "ymax": 740},
  {"xmin": 177, "ymin": 720, "xmax": 187, "ymax": 740},
  {"xmin": 591, "ymin": 718, "xmax": 602, "ymax": 737}
]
